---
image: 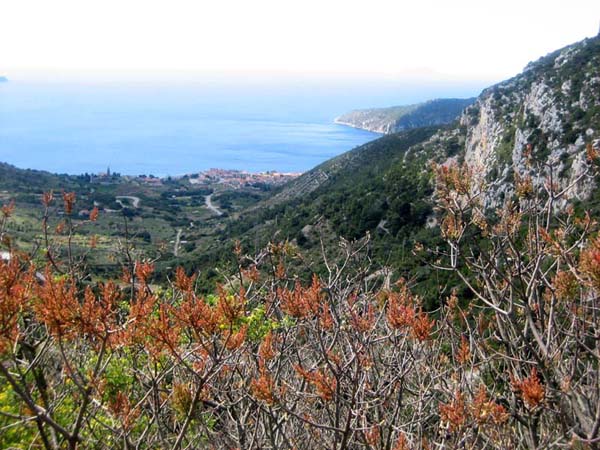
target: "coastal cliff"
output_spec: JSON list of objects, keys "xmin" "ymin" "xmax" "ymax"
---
[{"xmin": 335, "ymin": 98, "xmax": 474, "ymax": 134}]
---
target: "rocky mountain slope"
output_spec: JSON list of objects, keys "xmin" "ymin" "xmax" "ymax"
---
[
  {"xmin": 221, "ymin": 34, "xmax": 600, "ymax": 293},
  {"xmin": 335, "ymin": 98, "xmax": 474, "ymax": 133},
  {"xmin": 456, "ymin": 36, "xmax": 600, "ymax": 208}
]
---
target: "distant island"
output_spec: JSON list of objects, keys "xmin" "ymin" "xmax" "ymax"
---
[
  {"xmin": 335, "ymin": 97, "xmax": 475, "ymax": 134},
  {"xmin": 0, "ymin": 76, "xmax": 8, "ymax": 82}
]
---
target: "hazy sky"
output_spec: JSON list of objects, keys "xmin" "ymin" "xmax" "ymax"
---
[{"xmin": 1, "ymin": 0, "xmax": 599, "ymax": 81}]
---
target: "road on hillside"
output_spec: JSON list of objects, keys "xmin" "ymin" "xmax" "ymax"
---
[
  {"xmin": 173, "ymin": 228, "xmax": 182, "ymax": 256},
  {"xmin": 115, "ymin": 196, "xmax": 141, "ymax": 208},
  {"xmin": 204, "ymin": 194, "xmax": 223, "ymax": 216}
]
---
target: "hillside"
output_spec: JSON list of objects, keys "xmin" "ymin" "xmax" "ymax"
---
[
  {"xmin": 218, "ymin": 35, "xmax": 600, "ymax": 297},
  {"xmin": 0, "ymin": 162, "xmax": 279, "ymax": 287},
  {"xmin": 218, "ymin": 126, "xmax": 462, "ymax": 300},
  {"xmin": 0, "ymin": 76, "xmax": 7, "ymax": 82},
  {"xmin": 0, "ymin": 162, "xmax": 78, "ymax": 192},
  {"xmin": 334, "ymin": 97, "xmax": 475, "ymax": 133}
]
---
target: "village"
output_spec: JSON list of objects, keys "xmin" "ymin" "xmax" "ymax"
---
[
  {"xmin": 187, "ymin": 168, "xmax": 301, "ymax": 188},
  {"xmin": 89, "ymin": 166, "xmax": 301, "ymax": 189}
]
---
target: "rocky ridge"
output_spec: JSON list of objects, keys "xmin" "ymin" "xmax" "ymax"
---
[
  {"xmin": 335, "ymin": 98, "xmax": 475, "ymax": 134},
  {"xmin": 453, "ymin": 35, "xmax": 600, "ymax": 208}
]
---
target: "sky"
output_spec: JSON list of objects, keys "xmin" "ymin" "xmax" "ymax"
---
[{"xmin": 1, "ymin": 0, "xmax": 599, "ymax": 82}]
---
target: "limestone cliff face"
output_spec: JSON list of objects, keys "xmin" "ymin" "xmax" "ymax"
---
[{"xmin": 455, "ymin": 36, "xmax": 600, "ymax": 208}]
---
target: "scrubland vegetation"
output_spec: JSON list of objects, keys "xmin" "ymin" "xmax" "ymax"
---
[{"xmin": 1, "ymin": 145, "xmax": 600, "ymax": 449}]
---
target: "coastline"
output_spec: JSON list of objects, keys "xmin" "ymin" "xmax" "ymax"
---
[{"xmin": 333, "ymin": 118, "xmax": 386, "ymax": 135}]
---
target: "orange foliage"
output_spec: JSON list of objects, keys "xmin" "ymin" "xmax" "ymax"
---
[
  {"xmin": 175, "ymin": 266, "xmax": 196, "ymax": 293},
  {"xmin": 216, "ymin": 286, "xmax": 245, "ymax": 326},
  {"xmin": 385, "ymin": 280, "xmax": 416, "ymax": 330},
  {"xmin": 223, "ymin": 325, "xmax": 247, "ymax": 350},
  {"xmin": 80, "ymin": 283, "xmax": 119, "ymax": 344},
  {"xmin": 251, "ymin": 369, "xmax": 277, "ymax": 405},
  {"xmin": 62, "ymin": 191, "xmax": 76, "ymax": 215},
  {"xmin": 514, "ymin": 172, "xmax": 533, "ymax": 198},
  {"xmin": 364, "ymin": 426, "xmax": 380, "ymax": 447},
  {"xmin": 258, "ymin": 331, "xmax": 276, "ymax": 363},
  {"xmin": 579, "ymin": 236, "xmax": 600, "ymax": 289},
  {"xmin": 295, "ymin": 365, "xmax": 337, "ymax": 402},
  {"xmin": 439, "ymin": 390, "xmax": 467, "ymax": 432},
  {"xmin": 586, "ymin": 142, "xmax": 599, "ymax": 162},
  {"xmin": 551, "ymin": 271, "xmax": 578, "ymax": 302},
  {"xmin": 471, "ymin": 385, "xmax": 509, "ymax": 425},
  {"xmin": 143, "ymin": 303, "xmax": 181, "ymax": 358},
  {"xmin": 1, "ymin": 201, "xmax": 15, "ymax": 218},
  {"xmin": 433, "ymin": 162, "xmax": 471, "ymax": 197},
  {"xmin": 393, "ymin": 432, "xmax": 411, "ymax": 450},
  {"xmin": 0, "ymin": 259, "xmax": 34, "ymax": 353},
  {"xmin": 241, "ymin": 264, "xmax": 260, "ymax": 283},
  {"xmin": 275, "ymin": 261, "xmax": 286, "ymax": 279},
  {"xmin": 386, "ymin": 283, "xmax": 435, "ymax": 341},
  {"xmin": 34, "ymin": 269, "xmax": 80, "ymax": 338},
  {"xmin": 134, "ymin": 261, "xmax": 154, "ymax": 285},
  {"xmin": 174, "ymin": 295, "xmax": 220, "ymax": 338},
  {"xmin": 455, "ymin": 336, "xmax": 471, "ymax": 365},
  {"xmin": 109, "ymin": 391, "xmax": 139, "ymax": 431},
  {"xmin": 42, "ymin": 190, "xmax": 54, "ymax": 207},
  {"xmin": 512, "ymin": 368, "xmax": 545, "ymax": 409},
  {"xmin": 89, "ymin": 206, "xmax": 99, "ymax": 221},
  {"xmin": 279, "ymin": 275, "xmax": 325, "ymax": 321},
  {"xmin": 441, "ymin": 214, "xmax": 464, "ymax": 241},
  {"xmin": 411, "ymin": 311, "xmax": 435, "ymax": 341},
  {"xmin": 350, "ymin": 303, "xmax": 376, "ymax": 333}
]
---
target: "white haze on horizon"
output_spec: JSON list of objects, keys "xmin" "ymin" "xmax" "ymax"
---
[{"xmin": 1, "ymin": 0, "xmax": 599, "ymax": 83}]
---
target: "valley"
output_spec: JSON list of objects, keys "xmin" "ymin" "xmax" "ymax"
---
[{"xmin": 0, "ymin": 164, "xmax": 299, "ymax": 287}]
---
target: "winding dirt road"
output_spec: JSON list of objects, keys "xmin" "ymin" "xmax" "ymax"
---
[
  {"xmin": 204, "ymin": 194, "xmax": 223, "ymax": 216},
  {"xmin": 115, "ymin": 196, "xmax": 141, "ymax": 208}
]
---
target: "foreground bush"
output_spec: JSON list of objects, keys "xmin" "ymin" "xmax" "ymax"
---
[{"xmin": 1, "ymin": 148, "xmax": 599, "ymax": 449}]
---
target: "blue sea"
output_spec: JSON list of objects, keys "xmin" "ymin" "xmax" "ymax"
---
[{"xmin": 0, "ymin": 78, "xmax": 485, "ymax": 176}]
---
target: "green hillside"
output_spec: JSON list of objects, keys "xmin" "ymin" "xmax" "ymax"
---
[{"xmin": 210, "ymin": 35, "xmax": 600, "ymax": 299}]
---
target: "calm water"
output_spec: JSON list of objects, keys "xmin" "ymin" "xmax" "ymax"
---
[{"xmin": 0, "ymin": 79, "xmax": 484, "ymax": 176}]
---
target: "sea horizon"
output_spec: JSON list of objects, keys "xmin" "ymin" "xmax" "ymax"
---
[{"xmin": 0, "ymin": 78, "xmax": 487, "ymax": 176}]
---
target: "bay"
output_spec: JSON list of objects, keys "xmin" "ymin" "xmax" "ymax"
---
[{"xmin": 0, "ymin": 79, "xmax": 483, "ymax": 176}]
